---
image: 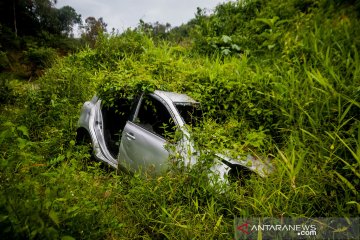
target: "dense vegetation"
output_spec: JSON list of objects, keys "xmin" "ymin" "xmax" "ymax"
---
[{"xmin": 1, "ymin": 0, "xmax": 359, "ymax": 239}]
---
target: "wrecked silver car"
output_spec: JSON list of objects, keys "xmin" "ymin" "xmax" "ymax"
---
[{"xmin": 76, "ymin": 90, "xmax": 273, "ymax": 182}]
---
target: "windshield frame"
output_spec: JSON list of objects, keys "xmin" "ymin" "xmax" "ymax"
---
[{"xmin": 174, "ymin": 102, "xmax": 203, "ymax": 128}]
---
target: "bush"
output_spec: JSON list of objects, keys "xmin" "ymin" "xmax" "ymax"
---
[
  {"xmin": 24, "ymin": 47, "xmax": 57, "ymax": 76},
  {"xmin": 0, "ymin": 0, "xmax": 359, "ymax": 239},
  {"xmin": 0, "ymin": 74, "xmax": 21, "ymax": 104},
  {"xmin": 0, "ymin": 51, "xmax": 10, "ymax": 70}
]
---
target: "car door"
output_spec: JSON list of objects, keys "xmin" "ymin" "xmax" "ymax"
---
[{"xmin": 118, "ymin": 94, "xmax": 177, "ymax": 175}]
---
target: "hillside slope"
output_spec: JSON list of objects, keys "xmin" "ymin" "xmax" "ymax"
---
[{"xmin": 0, "ymin": 0, "xmax": 359, "ymax": 239}]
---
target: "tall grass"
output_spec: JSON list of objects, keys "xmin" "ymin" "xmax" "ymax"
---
[{"xmin": 0, "ymin": 0, "xmax": 359, "ymax": 239}]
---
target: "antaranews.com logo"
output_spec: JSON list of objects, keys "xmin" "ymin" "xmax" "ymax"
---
[{"xmin": 234, "ymin": 217, "xmax": 359, "ymax": 240}]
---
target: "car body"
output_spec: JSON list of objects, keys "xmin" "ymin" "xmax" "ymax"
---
[{"xmin": 76, "ymin": 90, "xmax": 273, "ymax": 182}]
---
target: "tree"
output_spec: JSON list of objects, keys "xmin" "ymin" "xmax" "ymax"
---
[
  {"xmin": 32, "ymin": 1, "xmax": 80, "ymax": 36},
  {"xmin": 0, "ymin": 0, "xmax": 80, "ymax": 38},
  {"xmin": 12, "ymin": 0, "xmax": 18, "ymax": 37},
  {"xmin": 137, "ymin": 20, "xmax": 171, "ymax": 39},
  {"xmin": 56, "ymin": 6, "xmax": 81, "ymax": 36},
  {"xmin": 81, "ymin": 17, "xmax": 107, "ymax": 47}
]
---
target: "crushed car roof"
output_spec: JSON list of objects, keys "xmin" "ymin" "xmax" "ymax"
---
[{"xmin": 154, "ymin": 90, "xmax": 199, "ymax": 104}]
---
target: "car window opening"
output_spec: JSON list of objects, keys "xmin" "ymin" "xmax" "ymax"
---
[
  {"xmin": 101, "ymin": 99, "xmax": 132, "ymax": 157},
  {"xmin": 134, "ymin": 95, "xmax": 176, "ymax": 140},
  {"xmin": 175, "ymin": 103, "xmax": 202, "ymax": 127}
]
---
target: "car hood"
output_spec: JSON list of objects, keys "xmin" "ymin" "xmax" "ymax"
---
[
  {"xmin": 176, "ymin": 134, "xmax": 274, "ymax": 183},
  {"xmin": 215, "ymin": 153, "xmax": 274, "ymax": 178}
]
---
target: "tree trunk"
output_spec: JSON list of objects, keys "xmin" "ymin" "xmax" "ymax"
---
[{"xmin": 13, "ymin": 0, "xmax": 17, "ymax": 37}]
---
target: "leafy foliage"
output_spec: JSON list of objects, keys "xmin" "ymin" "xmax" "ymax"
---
[
  {"xmin": 81, "ymin": 17, "xmax": 108, "ymax": 48},
  {"xmin": 0, "ymin": 0, "xmax": 359, "ymax": 239},
  {"xmin": 0, "ymin": 0, "xmax": 81, "ymax": 38},
  {"xmin": 24, "ymin": 47, "xmax": 57, "ymax": 75}
]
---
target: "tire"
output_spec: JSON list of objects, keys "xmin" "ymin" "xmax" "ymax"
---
[
  {"xmin": 228, "ymin": 165, "xmax": 254, "ymax": 186},
  {"xmin": 76, "ymin": 128, "xmax": 94, "ymax": 160}
]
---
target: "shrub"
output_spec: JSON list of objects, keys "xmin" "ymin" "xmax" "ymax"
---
[
  {"xmin": 0, "ymin": 51, "xmax": 10, "ymax": 70},
  {"xmin": 1, "ymin": 0, "xmax": 359, "ymax": 239},
  {"xmin": 24, "ymin": 47, "xmax": 57, "ymax": 76}
]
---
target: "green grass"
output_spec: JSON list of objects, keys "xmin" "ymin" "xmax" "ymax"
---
[{"xmin": 0, "ymin": 0, "xmax": 359, "ymax": 239}]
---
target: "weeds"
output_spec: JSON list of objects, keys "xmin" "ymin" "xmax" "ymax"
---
[{"xmin": 0, "ymin": 0, "xmax": 359, "ymax": 239}]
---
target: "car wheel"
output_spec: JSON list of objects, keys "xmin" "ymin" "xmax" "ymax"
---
[
  {"xmin": 228, "ymin": 165, "xmax": 254, "ymax": 186},
  {"xmin": 76, "ymin": 128, "xmax": 94, "ymax": 160}
]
